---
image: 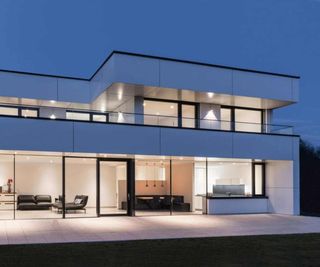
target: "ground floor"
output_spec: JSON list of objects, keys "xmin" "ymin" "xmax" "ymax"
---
[
  {"xmin": 0, "ymin": 214, "xmax": 319, "ymax": 245},
  {"xmin": 0, "ymin": 150, "xmax": 297, "ymax": 220}
]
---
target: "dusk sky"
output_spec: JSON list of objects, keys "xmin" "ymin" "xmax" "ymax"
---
[{"xmin": 0, "ymin": 0, "xmax": 319, "ymax": 145}]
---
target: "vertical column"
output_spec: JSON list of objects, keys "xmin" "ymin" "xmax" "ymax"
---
[
  {"xmin": 62, "ymin": 156, "xmax": 66, "ymax": 219},
  {"xmin": 127, "ymin": 159, "xmax": 135, "ymax": 216}
]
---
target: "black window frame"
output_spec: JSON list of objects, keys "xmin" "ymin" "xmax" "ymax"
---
[
  {"xmin": 252, "ymin": 162, "xmax": 266, "ymax": 197},
  {"xmin": 221, "ymin": 105, "xmax": 264, "ymax": 133},
  {"xmin": 143, "ymin": 98, "xmax": 199, "ymax": 129}
]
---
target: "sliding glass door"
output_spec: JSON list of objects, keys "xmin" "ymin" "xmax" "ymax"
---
[{"xmin": 98, "ymin": 159, "xmax": 128, "ymax": 215}]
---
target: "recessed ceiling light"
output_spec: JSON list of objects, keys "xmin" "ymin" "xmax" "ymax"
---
[
  {"xmin": 208, "ymin": 92, "xmax": 214, "ymax": 98},
  {"xmin": 170, "ymin": 105, "xmax": 174, "ymax": 109},
  {"xmin": 50, "ymin": 100, "xmax": 56, "ymax": 104},
  {"xmin": 50, "ymin": 114, "xmax": 56, "ymax": 120}
]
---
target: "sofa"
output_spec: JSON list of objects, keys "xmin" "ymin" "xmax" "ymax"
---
[
  {"xmin": 52, "ymin": 195, "xmax": 88, "ymax": 213},
  {"xmin": 17, "ymin": 195, "xmax": 52, "ymax": 210}
]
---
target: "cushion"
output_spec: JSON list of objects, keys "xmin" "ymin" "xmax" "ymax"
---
[
  {"xmin": 18, "ymin": 203, "xmax": 36, "ymax": 207},
  {"xmin": 74, "ymin": 198, "xmax": 82, "ymax": 204},
  {"xmin": 35, "ymin": 195, "xmax": 51, "ymax": 203},
  {"xmin": 18, "ymin": 195, "xmax": 36, "ymax": 204},
  {"xmin": 37, "ymin": 203, "xmax": 52, "ymax": 207}
]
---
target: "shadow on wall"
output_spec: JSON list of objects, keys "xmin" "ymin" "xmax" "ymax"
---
[{"xmin": 300, "ymin": 140, "xmax": 320, "ymax": 216}]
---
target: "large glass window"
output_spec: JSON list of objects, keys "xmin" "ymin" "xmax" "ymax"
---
[
  {"xmin": 15, "ymin": 155, "xmax": 62, "ymax": 219},
  {"xmin": 220, "ymin": 108, "xmax": 232, "ymax": 131},
  {"xmin": 0, "ymin": 155, "xmax": 14, "ymax": 220},
  {"xmin": 65, "ymin": 158, "xmax": 96, "ymax": 218},
  {"xmin": 194, "ymin": 160, "xmax": 206, "ymax": 213},
  {"xmin": 207, "ymin": 160, "xmax": 252, "ymax": 197},
  {"xmin": 21, "ymin": 108, "xmax": 38, "ymax": 118},
  {"xmin": 66, "ymin": 111, "xmax": 90, "ymax": 121},
  {"xmin": 172, "ymin": 158, "xmax": 198, "ymax": 214},
  {"xmin": 143, "ymin": 100, "xmax": 178, "ymax": 127},
  {"xmin": 253, "ymin": 164, "xmax": 264, "ymax": 196},
  {"xmin": 0, "ymin": 106, "xmax": 18, "ymax": 116},
  {"xmin": 99, "ymin": 160, "xmax": 127, "ymax": 215},
  {"xmin": 135, "ymin": 159, "xmax": 170, "ymax": 216},
  {"xmin": 235, "ymin": 109, "xmax": 262, "ymax": 133},
  {"xmin": 182, "ymin": 104, "xmax": 196, "ymax": 128}
]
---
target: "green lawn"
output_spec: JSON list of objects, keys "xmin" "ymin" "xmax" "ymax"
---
[{"xmin": 0, "ymin": 234, "xmax": 320, "ymax": 267}]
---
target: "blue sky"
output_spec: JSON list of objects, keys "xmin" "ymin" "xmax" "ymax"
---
[{"xmin": 0, "ymin": 0, "xmax": 319, "ymax": 145}]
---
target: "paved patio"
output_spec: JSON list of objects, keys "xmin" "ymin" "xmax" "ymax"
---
[{"xmin": 0, "ymin": 214, "xmax": 320, "ymax": 245}]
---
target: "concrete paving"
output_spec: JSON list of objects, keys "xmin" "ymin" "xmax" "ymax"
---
[{"xmin": 0, "ymin": 214, "xmax": 320, "ymax": 245}]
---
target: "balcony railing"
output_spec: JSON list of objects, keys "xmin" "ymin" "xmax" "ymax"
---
[{"xmin": 0, "ymin": 104, "xmax": 294, "ymax": 135}]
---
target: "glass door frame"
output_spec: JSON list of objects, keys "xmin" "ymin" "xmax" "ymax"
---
[
  {"xmin": 143, "ymin": 98, "xmax": 199, "ymax": 129},
  {"xmin": 97, "ymin": 158, "xmax": 135, "ymax": 217}
]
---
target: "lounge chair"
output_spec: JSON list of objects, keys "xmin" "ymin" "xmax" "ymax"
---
[{"xmin": 52, "ymin": 195, "xmax": 88, "ymax": 213}]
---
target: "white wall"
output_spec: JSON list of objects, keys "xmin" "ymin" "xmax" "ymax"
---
[
  {"xmin": 266, "ymin": 160, "xmax": 295, "ymax": 215},
  {"xmin": 0, "ymin": 156, "xmax": 14, "ymax": 191},
  {"xmin": 15, "ymin": 156, "xmax": 62, "ymax": 201},
  {"xmin": 208, "ymin": 198, "xmax": 268, "ymax": 214},
  {"xmin": 208, "ymin": 163, "xmax": 252, "ymax": 195}
]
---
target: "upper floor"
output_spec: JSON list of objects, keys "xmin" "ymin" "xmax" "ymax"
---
[{"xmin": 0, "ymin": 51, "xmax": 299, "ymax": 137}]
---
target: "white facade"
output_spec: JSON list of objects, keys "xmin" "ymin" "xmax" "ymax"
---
[{"xmin": 0, "ymin": 51, "xmax": 300, "ymax": 217}]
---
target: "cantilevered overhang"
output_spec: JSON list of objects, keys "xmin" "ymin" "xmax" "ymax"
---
[
  {"xmin": 91, "ymin": 82, "xmax": 293, "ymax": 110},
  {"xmin": 0, "ymin": 51, "xmax": 299, "ymax": 109}
]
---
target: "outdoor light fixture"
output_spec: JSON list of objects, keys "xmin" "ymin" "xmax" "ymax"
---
[
  {"xmin": 50, "ymin": 114, "xmax": 56, "ymax": 120},
  {"xmin": 207, "ymin": 92, "xmax": 214, "ymax": 98},
  {"xmin": 204, "ymin": 110, "xmax": 217, "ymax": 120},
  {"xmin": 117, "ymin": 112, "xmax": 124, "ymax": 123}
]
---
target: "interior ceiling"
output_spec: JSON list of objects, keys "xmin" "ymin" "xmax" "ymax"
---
[
  {"xmin": 91, "ymin": 82, "xmax": 293, "ymax": 111},
  {"xmin": 0, "ymin": 150, "xmax": 254, "ymax": 163},
  {"xmin": 0, "ymin": 82, "xmax": 291, "ymax": 112}
]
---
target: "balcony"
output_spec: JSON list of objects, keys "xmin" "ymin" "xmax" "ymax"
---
[{"xmin": 0, "ymin": 104, "xmax": 294, "ymax": 136}]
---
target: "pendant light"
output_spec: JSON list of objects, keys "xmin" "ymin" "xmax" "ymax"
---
[
  {"xmin": 153, "ymin": 162, "xmax": 156, "ymax": 187},
  {"xmin": 145, "ymin": 162, "xmax": 149, "ymax": 187}
]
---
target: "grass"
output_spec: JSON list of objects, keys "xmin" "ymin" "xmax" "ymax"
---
[{"xmin": 0, "ymin": 234, "xmax": 320, "ymax": 267}]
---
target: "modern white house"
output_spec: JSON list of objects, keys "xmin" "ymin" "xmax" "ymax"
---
[{"xmin": 0, "ymin": 51, "xmax": 300, "ymax": 220}]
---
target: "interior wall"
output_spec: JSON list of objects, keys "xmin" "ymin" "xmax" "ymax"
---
[
  {"xmin": 15, "ymin": 157, "xmax": 62, "ymax": 201},
  {"xmin": 0, "ymin": 156, "xmax": 14, "ymax": 192},
  {"xmin": 65, "ymin": 159, "xmax": 96, "ymax": 208},
  {"xmin": 172, "ymin": 161, "xmax": 193, "ymax": 206},
  {"xmin": 207, "ymin": 163, "xmax": 252, "ymax": 194},
  {"xmin": 266, "ymin": 160, "xmax": 294, "ymax": 214},
  {"xmin": 135, "ymin": 162, "xmax": 170, "ymax": 195},
  {"xmin": 100, "ymin": 164, "xmax": 117, "ymax": 208},
  {"xmin": 135, "ymin": 180, "xmax": 168, "ymax": 195}
]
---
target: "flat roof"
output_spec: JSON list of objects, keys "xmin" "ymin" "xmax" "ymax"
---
[{"xmin": 0, "ymin": 50, "xmax": 300, "ymax": 81}]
